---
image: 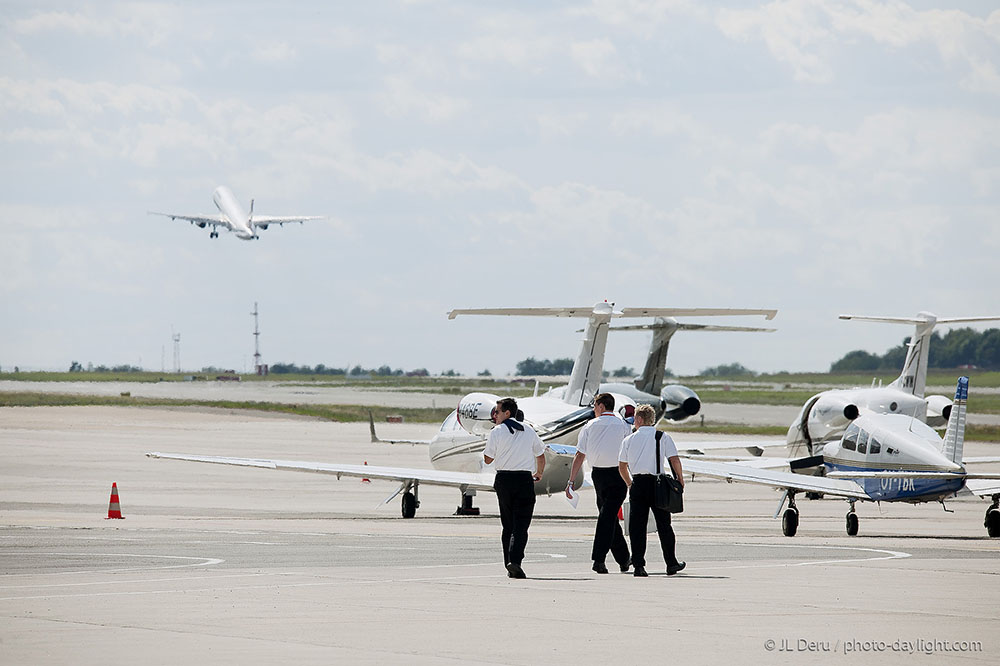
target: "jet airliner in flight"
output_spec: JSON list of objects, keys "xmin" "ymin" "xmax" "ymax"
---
[{"xmin": 150, "ymin": 186, "xmax": 322, "ymax": 240}]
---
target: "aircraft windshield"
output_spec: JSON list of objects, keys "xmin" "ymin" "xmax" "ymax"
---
[{"xmin": 843, "ymin": 423, "xmax": 859, "ymax": 451}]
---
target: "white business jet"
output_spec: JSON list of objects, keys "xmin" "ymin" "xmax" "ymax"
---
[
  {"xmin": 787, "ymin": 312, "xmax": 1000, "ymax": 466},
  {"xmin": 148, "ymin": 303, "xmax": 776, "ymax": 518},
  {"xmin": 681, "ymin": 377, "xmax": 1000, "ymax": 537},
  {"xmin": 149, "ymin": 186, "xmax": 322, "ymax": 240}
]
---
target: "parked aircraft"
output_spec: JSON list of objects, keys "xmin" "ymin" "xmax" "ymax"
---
[
  {"xmin": 683, "ymin": 377, "xmax": 1000, "ymax": 537},
  {"xmin": 590, "ymin": 317, "xmax": 774, "ymax": 421},
  {"xmin": 787, "ymin": 312, "xmax": 1000, "ymax": 462},
  {"xmin": 149, "ymin": 185, "xmax": 322, "ymax": 240},
  {"xmin": 149, "ymin": 303, "xmax": 777, "ymax": 517}
]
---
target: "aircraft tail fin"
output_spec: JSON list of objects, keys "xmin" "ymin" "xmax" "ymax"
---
[
  {"xmin": 448, "ymin": 305, "xmax": 776, "ymax": 408},
  {"xmin": 941, "ymin": 376, "xmax": 969, "ymax": 465}
]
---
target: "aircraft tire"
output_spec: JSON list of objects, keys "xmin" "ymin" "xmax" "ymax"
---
[
  {"xmin": 986, "ymin": 509, "xmax": 1000, "ymax": 538},
  {"xmin": 846, "ymin": 512, "xmax": 859, "ymax": 536},
  {"xmin": 781, "ymin": 508, "xmax": 799, "ymax": 537},
  {"xmin": 401, "ymin": 492, "xmax": 417, "ymax": 519}
]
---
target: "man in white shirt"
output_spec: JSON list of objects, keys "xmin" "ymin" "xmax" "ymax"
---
[
  {"xmin": 566, "ymin": 393, "xmax": 632, "ymax": 574},
  {"xmin": 618, "ymin": 404, "xmax": 686, "ymax": 577},
  {"xmin": 483, "ymin": 397, "xmax": 546, "ymax": 579}
]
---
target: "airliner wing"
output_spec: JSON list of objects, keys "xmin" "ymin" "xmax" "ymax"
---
[
  {"xmin": 682, "ymin": 458, "xmax": 869, "ymax": 499},
  {"xmin": 148, "ymin": 211, "xmax": 226, "ymax": 227},
  {"xmin": 252, "ymin": 216, "xmax": 324, "ymax": 227},
  {"xmin": 147, "ymin": 451, "xmax": 496, "ymax": 491}
]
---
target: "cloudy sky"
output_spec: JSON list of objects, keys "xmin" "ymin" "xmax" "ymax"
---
[{"xmin": 2, "ymin": 1, "xmax": 999, "ymax": 376}]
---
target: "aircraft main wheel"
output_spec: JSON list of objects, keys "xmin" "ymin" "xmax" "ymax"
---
[
  {"xmin": 846, "ymin": 512, "xmax": 859, "ymax": 536},
  {"xmin": 781, "ymin": 508, "xmax": 799, "ymax": 537},
  {"xmin": 401, "ymin": 492, "xmax": 417, "ymax": 519},
  {"xmin": 986, "ymin": 509, "xmax": 1000, "ymax": 537}
]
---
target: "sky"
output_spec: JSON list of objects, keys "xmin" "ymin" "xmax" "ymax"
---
[{"xmin": 1, "ymin": 0, "xmax": 999, "ymax": 377}]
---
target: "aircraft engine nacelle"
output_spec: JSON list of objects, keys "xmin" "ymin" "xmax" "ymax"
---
[
  {"xmin": 925, "ymin": 394, "xmax": 952, "ymax": 428},
  {"xmin": 196, "ymin": 222, "xmax": 207, "ymax": 228},
  {"xmin": 456, "ymin": 392, "xmax": 501, "ymax": 437},
  {"xmin": 257, "ymin": 223, "xmax": 268, "ymax": 230},
  {"xmin": 805, "ymin": 394, "xmax": 860, "ymax": 443},
  {"xmin": 660, "ymin": 384, "xmax": 701, "ymax": 422}
]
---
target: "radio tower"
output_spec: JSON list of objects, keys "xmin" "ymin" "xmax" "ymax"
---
[{"xmin": 251, "ymin": 302, "xmax": 266, "ymax": 375}]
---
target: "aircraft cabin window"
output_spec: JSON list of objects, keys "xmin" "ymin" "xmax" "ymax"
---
[{"xmin": 869, "ymin": 438, "xmax": 881, "ymax": 454}]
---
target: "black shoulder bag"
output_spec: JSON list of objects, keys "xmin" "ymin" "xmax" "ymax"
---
[{"xmin": 654, "ymin": 431, "xmax": 684, "ymax": 514}]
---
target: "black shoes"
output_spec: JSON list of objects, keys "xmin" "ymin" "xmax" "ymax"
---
[
  {"xmin": 506, "ymin": 563, "xmax": 526, "ymax": 579},
  {"xmin": 633, "ymin": 566, "xmax": 648, "ymax": 577},
  {"xmin": 667, "ymin": 561, "xmax": 686, "ymax": 576},
  {"xmin": 619, "ymin": 557, "xmax": 631, "ymax": 573},
  {"xmin": 592, "ymin": 561, "xmax": 609, "ymax": 574}
]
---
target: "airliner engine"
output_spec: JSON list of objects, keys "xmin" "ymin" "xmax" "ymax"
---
[
  {"xmin": 924, "ymin": 394, "xmax": 953, "ymax": 428},
  {"xmin": 456, "ymin": 392, "xmax": 501, "ymax": 436},
  {"xmin": 787, "ymin": 393, "xmax": 860, "ymax": 457}
]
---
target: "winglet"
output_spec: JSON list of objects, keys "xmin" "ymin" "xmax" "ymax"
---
[{"xmin": 368, "ymin": 410, "xmax": 381, "ymax": 444}]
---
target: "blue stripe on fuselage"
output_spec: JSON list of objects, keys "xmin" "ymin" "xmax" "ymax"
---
[{"xmin": 824, "ymin": 462, "xmax": 964, "ymax": 501}]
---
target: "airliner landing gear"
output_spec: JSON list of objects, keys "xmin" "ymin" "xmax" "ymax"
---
[
  {"xmin": 209, "ymin": 230, "xmax": 219, "ymax": 238},
  {"xmin": 846, "ymin": 502, "xmax": 859, "ymax": 536},
  {"xmin": 986, "ymin": 496, "xmax": 1000, "ymax": 538},
  {"xmin": 455, "ymin": 490, "xmax": 480, "ymax": 516},
  {"xmin": 401, "ymin": 481, "xmax": 420, "ymax": 518},
  {"xmin": 782, "ymin": 493, "xmax": 799, "ymax": 537}
]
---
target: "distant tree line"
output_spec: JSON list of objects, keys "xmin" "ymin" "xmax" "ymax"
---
[
  {"xmin": 69, "ymin": 362, "xmax": 143, "ymax": 373},
  {"xmin": 830, "ymin": 328, "xmax": 1000, "ymax": 372},
  {"xmin": 699, "ymin": 362, "xmax": 758, "ymax": 377},
  {"xmin": 270, "ymin": 363, "xmax": 436, "ymax": 377}
]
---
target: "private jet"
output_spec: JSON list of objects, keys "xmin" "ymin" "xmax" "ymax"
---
[
  {"xmin": 148, "ymin": 303, "xmax": 777, "ymax": 518},
  {"xmin": 150, "ymin": 185, "xmax": 322, "ymax": 240}
]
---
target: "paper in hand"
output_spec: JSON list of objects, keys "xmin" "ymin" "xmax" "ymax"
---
[{"xmin": 565, "ymin": 485, "xmax": 580, "ymax": 509}]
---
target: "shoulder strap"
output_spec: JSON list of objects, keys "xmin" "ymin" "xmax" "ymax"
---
[{"xmin": 655, "ymin": 430, "xmax": 662, "ymax": 475}]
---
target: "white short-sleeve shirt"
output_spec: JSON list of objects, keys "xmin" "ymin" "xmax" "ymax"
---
[
  {"xmin": 577, "ymin": 413, "xmax": 632, "ymax": 468},
  {"xmin": 484, "ymin": 422, "xmax": 545, "ymax": 472},
  {"xmin": 618, "ymin": 426, "xmax": 679, "ymax": 475}
]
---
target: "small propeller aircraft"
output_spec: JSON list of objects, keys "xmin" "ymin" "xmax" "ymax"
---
[
  {"xmin": 149, "ymin": 185, "xmax": 322, "ymax": 240},
  {"xmin": 683, "ymin": 377, "xmax": 1000, "ymax": 537},
  {"xmin": 149, "ymin": 303, "xmax": 777, "ymax": 517}
]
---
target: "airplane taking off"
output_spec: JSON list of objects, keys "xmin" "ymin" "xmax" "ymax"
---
[
  {"xmin": 682, "ymin": 377, "xmax": 1000, "ymax": 537},
  {"xmin": 787, "ymin": 312, "xmax": 1000, "ymax": 463},
  {"xmin": 148, "ymin": 303, "xmax": 777, "ymax": 518},
  {"xmin": 589, "ymin": 317, "xmax": 775, "ymax": 422},
  {"xmin": 149, "ymin": 186, "xmax": 322, "ymax": 240}
]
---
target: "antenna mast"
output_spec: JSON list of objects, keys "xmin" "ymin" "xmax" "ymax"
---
[
  {"xmin": 252, "ymin": 302, "xmax": 267, "ymax": 375},
  {"xmin": 171, "ymin": 328, "xmax": 181, "ymax": 373}
]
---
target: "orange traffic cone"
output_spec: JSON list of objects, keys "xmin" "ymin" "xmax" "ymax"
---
[
  {"xmin": 106, "ymin": 482, "xmax": 124, "ymax": 519},
  {"xmin": 361, "ymin": 461, "xmax": 371, "ymax": 484}
]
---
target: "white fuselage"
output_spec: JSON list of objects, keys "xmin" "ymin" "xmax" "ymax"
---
[
  {"xmin": 428, "ymin": 393, "xmax": 635, "ymax": 495},
  {"xmin": 212, "ymin": 186, "xmax": 255, "ymax": 240}
]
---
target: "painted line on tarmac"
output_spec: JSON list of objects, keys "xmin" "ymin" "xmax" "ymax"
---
[
  {"xmin": 694, "ymin": 543, "xmax": 911, "ymax": 571},
  {"xmin": 0, "ymin": 552, "xmax": 224, "ymax": 577}
]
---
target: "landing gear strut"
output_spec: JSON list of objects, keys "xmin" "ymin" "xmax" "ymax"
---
[
  {"xmin": 455, "ymin": 490, "xmax": 480, "ymax": 516},
  {"xmin": 986, "ymin": 495, "xmax": 1000, "ymax": 538},
  {"xmin": 782, "ymin": 492, "xmax": 799, "ymax": 537},
  {"xmin": 846, "ymin": 502, "xmax": 859, "ymax": 536},
  {"xmin": 401, "ymin": 481, "xmax": 420, "ymax": 518}
]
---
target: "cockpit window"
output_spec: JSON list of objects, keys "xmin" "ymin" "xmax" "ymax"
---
[
  {"xmin": 440, "ymin": 411, "xmax": 459, "ymax": 432},
  {"xmin": 869, "ymin": 437, "xmax": 881, "ymax": 454},
  {"xmin": 842, "ymin": 433, "xmax": 857, "ymax": 451},
  {"xmin": 856, "ymin": 430, "xmax": 868, "ymax": 454}
]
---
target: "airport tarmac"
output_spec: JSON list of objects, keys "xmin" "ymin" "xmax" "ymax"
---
[{"xmin": 1, "ymin": 406, "xmax": 998, "ymax": 665}]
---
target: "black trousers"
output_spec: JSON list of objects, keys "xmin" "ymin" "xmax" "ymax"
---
[
  {"xmin": 494, "ymin": 471, "xmax": 536, "ymax": 566},
  {"xmin": 591, "ymin": 466, "xmax": 630, "ymax": 566},
  {"xmin": 628, "ymin": 474, "xmax": 678, "ymax": 569}
]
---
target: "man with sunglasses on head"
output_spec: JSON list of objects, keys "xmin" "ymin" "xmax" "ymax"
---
[{"xmin": 483, "ymin": 397, "xmax": 545, "ymax": 579}]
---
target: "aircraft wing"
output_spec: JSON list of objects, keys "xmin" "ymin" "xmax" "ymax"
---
[
  {"xmin": 965, "ymin": 479, "xmax": 1000, "ymax": 497},
  {"xmin": 682, "ymin": 458, "xmax": 869, "ymax": 499},
  {"xmin": 368, "ymin": 412, "xmax": 432, "ymax": 446},
  {"xmin": 962, "ymin": 456, "xmax": 1000, "ymax": 464},
  {"xmin": 675, "ymin": 440, "xmax": 788, "ymax": 456},
  {"xmin": 146, "ymin": 452, "xmax": 496, "ymax": 492},
  {"xmin": 252, "ymin": 216, "xmax": 324, "ymax": 227},
  {"xmin": 148, "ymin": 211, "xmax": 226, "ymax": 227},
  {"xmin": 683, "ymin": 455, "xmax": 792, "ymax": 470}
]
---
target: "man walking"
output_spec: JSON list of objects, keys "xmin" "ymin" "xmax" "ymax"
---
[
  {"xmin": 484, "ymin": 397, "xmax": 546, "ymax": 579},
  {"xmin": 566, "ymin": 393, "xmax": 632, "ymax": 573},
  {"xmin": 618, "ymin": 404, "xmax": 686, "ymax": 577}
]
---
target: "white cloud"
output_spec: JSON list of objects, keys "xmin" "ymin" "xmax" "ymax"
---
[
  {"xmin": 253, "ymin": 42, "xmax": 296, "ymax": 63},
  {"xmin": 570, "ymin": 38, "xmax": 641, "ymax": 82},
  {"xmin": 378, "ymin": 77, "xmax": 469, "ymax": 121}
]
